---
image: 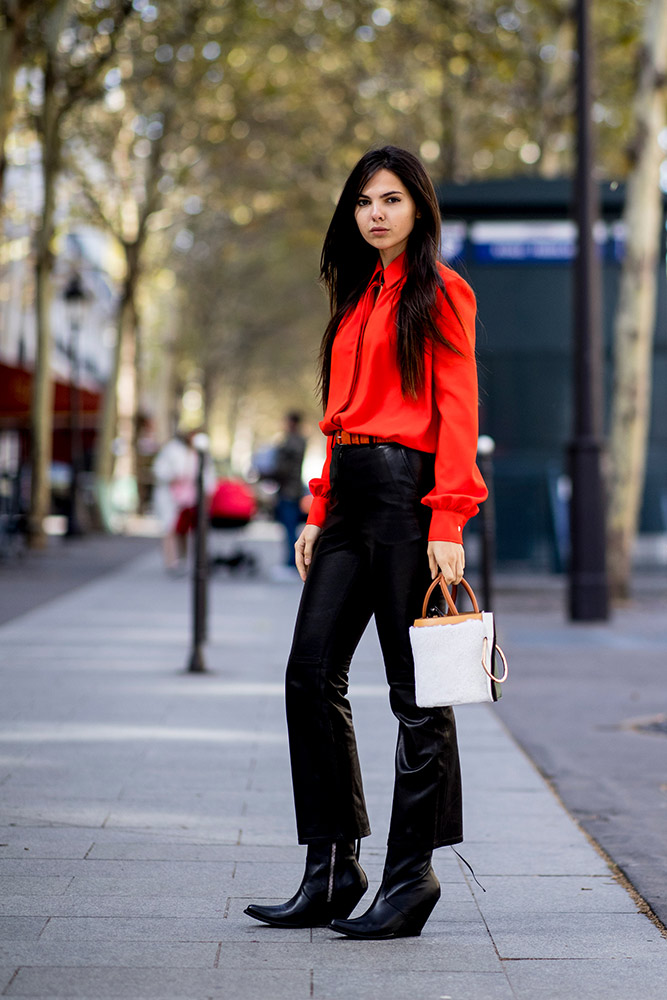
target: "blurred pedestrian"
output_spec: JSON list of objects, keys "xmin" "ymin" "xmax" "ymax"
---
[
  {"xmin": 245, "ymin": 146, "xmax": 487, "ymax": 939},
  {"xmin": 272, "ymin": 411, "xmax": 306, "ymax": 578},
  {"xmin": 152, "ymin": 429, "xmax": 214, "ymax": 571}
]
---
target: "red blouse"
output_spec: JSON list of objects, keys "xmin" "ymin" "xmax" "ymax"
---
[{"xmin": 307, "ymin": 251, "xmax": 488, "ymax": 543}]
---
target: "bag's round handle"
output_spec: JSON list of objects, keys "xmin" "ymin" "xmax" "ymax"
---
[
  {"xmin": 420, "ymin": 574, "xmax": 480, "ymax": 619},
  {"xmin": 482, "ymin": 638, "xmax": 509, "ymax": 683}
]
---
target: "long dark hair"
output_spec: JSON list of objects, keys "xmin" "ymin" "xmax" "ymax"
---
[{"xmin": 318, "ymin": 145, "xmax": 461, "ymax": 405}]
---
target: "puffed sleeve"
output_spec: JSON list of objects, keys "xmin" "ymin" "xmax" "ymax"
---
[
  {"xmin": 422, "ymin": 273, "xmax": 488, "ymax": 542},
  {"xmin": 306, "ymin": 434, "xmax": 334, "ymax": 528}
]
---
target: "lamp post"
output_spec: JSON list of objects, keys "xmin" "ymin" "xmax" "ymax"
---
[
  {"xmin": 568, "ymin": 0, "xmax": 609, "ymax": 621},
  {"xmin": 477, "ymin": 435, "xmax": 496, "ymax": 612},
  {"xmin": 64, "ymin": 273, "xmax": 86, "ymax": 538}
]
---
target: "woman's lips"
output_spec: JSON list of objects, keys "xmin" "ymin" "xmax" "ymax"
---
[{"xmin": 370, "ymin": 227, "xmax": 388, "ymax": 233}]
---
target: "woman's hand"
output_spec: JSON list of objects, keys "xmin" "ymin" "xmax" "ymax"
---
[
  {"xmin": 295, "ymin": 524, "xmax": 322, "ymax": 582},
  {"xmin": 427, "ymin": 541, "xmax": 465, "ymax": 585}
]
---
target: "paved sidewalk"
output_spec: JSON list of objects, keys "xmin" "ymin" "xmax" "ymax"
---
[
  {"xmin": 1, "ymin": 542, "xmax": 667, "ymax": 999},
  {"xmin": 0, "ymin": 533, "xmax": 155, "ymax": 626}
]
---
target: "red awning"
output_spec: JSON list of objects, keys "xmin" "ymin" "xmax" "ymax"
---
[{"xmin": 0, "ymin": 361, "xmax": 103, "ymax": 430}]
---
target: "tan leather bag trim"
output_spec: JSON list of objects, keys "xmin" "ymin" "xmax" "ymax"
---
[{"xmin": 413, "ymin": 612, "xmax": 483, "ymax": 627}]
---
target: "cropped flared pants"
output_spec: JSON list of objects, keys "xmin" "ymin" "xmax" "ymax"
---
[{"xmin": 285, "ymin": 443, "xmax": 463, "ymax": 850}]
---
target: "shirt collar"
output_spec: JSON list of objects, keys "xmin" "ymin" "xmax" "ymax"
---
[{"xmin": 371, "ymin": 250, "xmax": 408, "ymax": 289}]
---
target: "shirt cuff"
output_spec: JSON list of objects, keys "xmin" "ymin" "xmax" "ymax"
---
[
  {"xmin": 427, "ymin": 508, "xmax": 466, "ymax": 543},
  {"xmin": 306, "ymin": 496, "xmax": 329, "ymax": 528}
]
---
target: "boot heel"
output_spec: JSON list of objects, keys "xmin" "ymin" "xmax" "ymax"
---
[
  {"xmin": 330, "ymin": 858, "xmax": 441, "ymax": 940},
  {"xmin": 395, "ymin": 888, "xmax": 441, "ymax": 937}
]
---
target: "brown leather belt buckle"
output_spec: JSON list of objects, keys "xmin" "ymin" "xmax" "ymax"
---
[{"xmin": 334, "ymin": 430, "xmax": 383, "ymax": 446}]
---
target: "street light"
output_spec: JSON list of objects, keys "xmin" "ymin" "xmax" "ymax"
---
[
  {"xmin": 63, "ymin": 273, "xmax": 87, "ymax": 538},
  {"xmin": 477, "ymin": 435, "xmax": 496, "ymax": 612},
  {"xmin": 568, "ymin": 0, "xmax": 609, "ymax": 620}
]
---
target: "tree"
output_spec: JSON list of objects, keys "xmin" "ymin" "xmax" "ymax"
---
[
  {"xmin": 66, "ymin": 1, "xmax": 227, "ymax": 513},
  {"xmin": 153, "ymin": 0, "xmax": 650, "ymax": 463},
  {"xmin": 26, "ymin": 0, "xmax": 133, "ymax": 545},
  {"xmin": 606, "ymin": 0, "xmax": 667, "ymax": 598},
  {"xmin": 9, "ymin": 0, "xmax": 652, "ymax": 534}
]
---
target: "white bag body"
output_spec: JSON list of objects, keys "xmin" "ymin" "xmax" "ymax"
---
[{"xmin": 411, "ymin": 612, "xmax": 497, "ymax": 707}]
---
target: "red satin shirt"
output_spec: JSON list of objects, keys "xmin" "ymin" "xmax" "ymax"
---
[{"xmin": 307, "ymin": 251, "xmax": 488, "ymax": 542}]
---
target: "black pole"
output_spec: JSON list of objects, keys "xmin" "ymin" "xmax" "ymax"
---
[
  {"xmin": 187, "ymin": 443, "xmax": 209, "ymax": 672},
  {"xmin": 568, "ymin": 0, "xmax": 609, "ymax": 621},
  {"xmin": 66, "ymin": 319, "xmax": 83, "ymax": 537},
  {"xmin": 64, "ymin": 276, "xmax": 85, "ymax": 538},
  {"xmin": 477, "ymin": 436, "xmax": 496, "ymax": 612}
]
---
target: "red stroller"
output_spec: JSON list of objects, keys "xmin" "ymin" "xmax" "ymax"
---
[{"xmin": 208, "ymin": 478, "xmax": 259, "ymax": 574}]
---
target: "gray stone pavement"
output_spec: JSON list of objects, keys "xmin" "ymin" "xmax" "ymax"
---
[
  {"xmin": 1, "ymin": 527, "xmax": 667, "ymax": 999},
  {"xmin": 0, "ymin": 534, "xmax": 155, "ymax": 627}
]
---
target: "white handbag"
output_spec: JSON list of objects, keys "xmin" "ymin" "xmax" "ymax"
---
[{"xmin": 410, "ymin": 576, "xmax": 508, "ymax": 707}]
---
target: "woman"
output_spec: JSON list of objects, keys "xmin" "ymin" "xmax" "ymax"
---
[
  {"xmin": 153, "ymin": 428, "xmax": 215, "ymax": 571},
  {"xmin": 245, "ymin": 146, "xmax": 487, "ymax": 939}
]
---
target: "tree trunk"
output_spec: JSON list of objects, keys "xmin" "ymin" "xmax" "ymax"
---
[
  {"xmin": 94, "ymin": 283, "xmax": 135, "ymax": 525},
  {"xmin": 606, "ymin": 0, "xmax": 667, "ymax": 599},
  {"xmin": 115, "ymin": 302, "xmax": 137, "ymax": 484},
  {"xmin": 94, "ymin": 229, "xmax": 146, "ymax": 528},
  {"xmin": 28, "ymin": 70, "xmax": 60, "ymax": 546},
  {"xmin": 132, "ymin": 317, "xmax": 144, "ymax": 511},
  {"xmin": 91, "ymin": 113, "xmax": 165, "ymax": 526},
  {"xmin": 152, "ymin": 328, "xmax": 178, "ymax": 446}
]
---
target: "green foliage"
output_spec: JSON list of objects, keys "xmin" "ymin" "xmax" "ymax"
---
[{"xmin": 3, "ymin": 0, "xmax": 650, "ymax": 453}]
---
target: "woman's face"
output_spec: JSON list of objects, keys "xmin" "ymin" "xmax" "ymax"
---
[{"xmin": 354, "ymin": 168, "xmax": 418, "ymax": 266}]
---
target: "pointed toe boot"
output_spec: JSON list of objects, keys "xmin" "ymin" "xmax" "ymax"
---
[
  {"xmin": 329, "ymin": 847, "xmax": 440, "ymax": 940},
  {"xmin": 244, "ymin": 840, "xmax": 367, "ymax": 929}
]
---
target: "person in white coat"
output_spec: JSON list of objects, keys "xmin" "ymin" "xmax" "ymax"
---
[{"xmin": 153, "ymin": 430, "xmax": 214, "ymax": 570}]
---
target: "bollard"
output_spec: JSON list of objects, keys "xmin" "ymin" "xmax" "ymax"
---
[
  {"xmin": 477, "ymin": 436, "xmax": 496, "ymax": 612},
  {"xmin": 187, "ymin": 433, "xmax": 210, "ymax": 673}
]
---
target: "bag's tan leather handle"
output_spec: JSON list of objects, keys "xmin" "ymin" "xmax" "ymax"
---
[{"xmin": 420, "ymin": 574, "xmax": 480, "ymax": 619}]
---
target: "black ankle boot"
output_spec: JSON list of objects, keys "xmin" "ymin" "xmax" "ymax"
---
[
  {"xmin": 329, "ymin": 845, "xmax": 440, "ymax": 939},
  {"xmin": 244, "ymin": 840, "xmax": 367, "ymax": 928}
]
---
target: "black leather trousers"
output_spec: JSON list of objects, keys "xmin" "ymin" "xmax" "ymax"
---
[{"xmin": 285, "ymin": 443, "xmax": 463, "ymax": 851}]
